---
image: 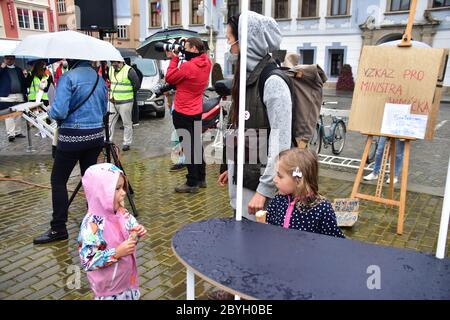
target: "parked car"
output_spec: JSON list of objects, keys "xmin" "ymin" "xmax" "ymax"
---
[{"xmin": 131, "ymin": 57, "xmax": 166, "ymax": 118}]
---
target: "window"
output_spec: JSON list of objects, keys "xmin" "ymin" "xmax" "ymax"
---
[
  {"xmin": 59, "ymin": 24, "xmax": 68, "ymax": 31},
  {"xmin": 191, "ymin": 0, "xmax": 203, "ymax": 24},
  {"xmin": 300, "ymin": 49, "xmax": 315, "ymax": 64},
  {"xmin": 170, "ymin": 0, "xmax": 181, "ymax": 26},
  {"xmin": 228, "ymin": 0, "xmax": 239, "ymax": 19},
  {"xmin": 274, "ymin": 0, "xmax": 289, "ymax": 19},
  {"xmin": 250, "ymin": 0, "xmax": 263, "ymax": 14},
  {"xmin": 117, "ymin": 25, "xmax": 128, "ymax": 39},
  {"xmin": 150, "ymin": 1, "xmax": 161, "ymax": 27},
  {"xmin": 301, "ymin": 0, "xmax": 317, "ymax": 17},
  {"xmin": 17, "ymin": 8, "xmax": 30, "ymax": 29},
  {"xmin": 329, "ymin": 49, "xmax": 344, "ymax": 77},
  {"xmin": 330, "ymin": 0, "xmax": 349, "ymax": 16},
  {"xmin": 390, "ymin": 0, "xmax": 410, "ymax": 11},
  {"xmin": 33, "ymin": 11, "xmax": 45, "ymax": 30},
  {"xmin": 57, "ymin": 0, "xmax": 66, "ymax": 13},
  {"xmin": 432, "ymin": 0, "xmax": 450, "ymax": 7}
]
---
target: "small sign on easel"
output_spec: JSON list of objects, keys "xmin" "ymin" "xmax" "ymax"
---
[{"xmin": 333, "ymin": 198, "xmax": 359, "ymax": 227}]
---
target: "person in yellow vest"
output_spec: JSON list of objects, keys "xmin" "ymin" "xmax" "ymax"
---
[
  {"xmin": 108, "ymin": 60, "xmax": 141, "ymax": 151},
  {"xmin": 26, "ymin": 60, "xmax": 53, "ymax": 107}
]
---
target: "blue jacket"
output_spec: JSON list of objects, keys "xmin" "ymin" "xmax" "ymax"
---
[
  {"xmin": 49, "ymin": 61, "xmax": 107, "ymax": 129},
  {"xmin": 0, "ymin": 65, "xmax": 28, "ymax": 109}
]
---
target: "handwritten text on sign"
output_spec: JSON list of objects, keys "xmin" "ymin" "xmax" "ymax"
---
[
  {"xmin": 348, "ymin": 46, "xmax": 446, "ymax": 139},
  {"xmin": 381, "ymin": 103, "xmax": 428, "ymax": 139},
  {"xmin": 333, "ymin": 198, "xmax": 359, "ymax": 227},
  {"xmin": 360, "ymin": 68, "xmax": 429, "ymax": 114}
]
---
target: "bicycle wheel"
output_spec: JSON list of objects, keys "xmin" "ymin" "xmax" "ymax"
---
[
  {"xmin": 309, "ymin": 124, "xmax": 322, "ymax": 154},
  {"xmin": 331, "ymin": 120, "xmax": 346, "ymax": 155},
  {"xmin": 366, "ymin": 136, "xmax": 379, "ymax": 164}
]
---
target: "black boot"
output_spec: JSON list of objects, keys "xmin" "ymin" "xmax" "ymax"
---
[{"xmin": 33, "ymin": 229, "xmax": 68, "ymax": 244}]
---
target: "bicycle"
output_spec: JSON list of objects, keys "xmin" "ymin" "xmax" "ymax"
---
[{"xmin": 309, "ymin": 101, "xmax": 347, "ymax": 155}]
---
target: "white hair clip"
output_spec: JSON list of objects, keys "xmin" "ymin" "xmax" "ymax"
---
[{"xmin": 292, "ymin": 167, "xmax": 302, "ymax": 178}]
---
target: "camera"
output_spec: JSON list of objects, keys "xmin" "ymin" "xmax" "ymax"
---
[
  {"xmin": 153, "ymin": 83, "xmax": 176, "ymax": 97},
  {"xmin": 154, "ymin": 40, "xmax": 186, "ymax": 53}
]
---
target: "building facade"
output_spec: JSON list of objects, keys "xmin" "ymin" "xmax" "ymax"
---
[
  {"xmin": 140, "ymin": 0, "xmax": 450, "ymax": 88},
  {"xmin": 0, "ymin": 0, "xmax": 57, "ymax": 40}
]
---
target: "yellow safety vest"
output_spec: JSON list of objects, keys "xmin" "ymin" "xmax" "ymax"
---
[
  {"xmin": 109, "ymin": 65, "xmax": 134, "ymax": 102},
  {"xmin": 28, "ymin": 75, "xmax": 48, "ymax": 101}
]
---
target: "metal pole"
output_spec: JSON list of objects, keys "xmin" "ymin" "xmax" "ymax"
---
[
  {"xmin": 235, "ymin": 3, "xmax": 249, "ymax": 221},
  {"xmin": 186, "ymin": 268, "xmax": 195, "ymax": 300},
  {"xmin": 209, "ymin": 0, "xmax": 214, "ymax": 61},
  {"xmin": 436, "ymin": 153, "xmax": 450, "ymax": 259}
]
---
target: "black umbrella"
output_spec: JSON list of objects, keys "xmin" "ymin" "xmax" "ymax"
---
[{"xmin": 137, "ymin": 28, "xmax": 201, "ymax": 60}]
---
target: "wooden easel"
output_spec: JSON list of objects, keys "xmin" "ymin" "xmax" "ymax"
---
[
  {"xmin": 351, "ymin": 0, "xmax": 420, "ymax": 235},
  {"xmin": 351, "ymin": 133, "xmax": 415, "ymax": 235}
]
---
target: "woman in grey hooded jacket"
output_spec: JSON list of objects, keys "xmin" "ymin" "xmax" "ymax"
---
[{"xmin": 218, "ymin": 11, "xmax": 292, "ymax": 221}]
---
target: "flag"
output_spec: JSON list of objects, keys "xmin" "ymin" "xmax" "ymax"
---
[{"xmin": 156, "ymin": 2, "xmax": 161, "ymax": 14}]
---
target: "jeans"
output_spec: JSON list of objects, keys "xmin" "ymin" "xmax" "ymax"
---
[
  {"xmin": 50, "ymin": 146, "xmax": 102, "ymax": 232},
  {"xmin": 172, "ymin": 110, "xmax": 205, "ymax": 186},
  {"xmin": 373, "ymin": 137, "xmax": 405, "ymax": 177}
]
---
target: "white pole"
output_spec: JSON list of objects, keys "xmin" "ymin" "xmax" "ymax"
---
[
  {"xmin": 235, "ymin": 4, "xmax": 249, "ymax": 222},
  {"xmin": 436, "ymin": 153, "xmax": 450, "ymax": 259},
  {"xmin": 186, "ymin": 268, "xmax": 195, "ymax": 299}
]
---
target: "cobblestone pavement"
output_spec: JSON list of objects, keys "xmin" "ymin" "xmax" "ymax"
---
[{"xmin": 0, "ymin": 103, "xmax": 450, "ymax": 300}]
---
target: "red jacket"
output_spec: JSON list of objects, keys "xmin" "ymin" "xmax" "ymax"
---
[{"xmin": 165, "ymin": 53, "xmax": 212, "ymax": 116}]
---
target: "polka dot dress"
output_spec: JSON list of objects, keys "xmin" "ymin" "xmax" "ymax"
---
[{"xmin": 266, "ymin": 195, "xmax": 345, "ymax": 238}]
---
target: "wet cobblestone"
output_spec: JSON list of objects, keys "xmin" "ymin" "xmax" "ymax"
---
[{"xmin": 0, "ymin": 153, "xmax": 449, "ymax": 300}]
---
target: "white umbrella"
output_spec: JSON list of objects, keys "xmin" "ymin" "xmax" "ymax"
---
[
  {"xmin": 12, "ymin": 30, "xmax": 123, "ymax": 61},
  {"xmin": 0, "ymin": 39, "xmax": 20, "ymax": 56}
]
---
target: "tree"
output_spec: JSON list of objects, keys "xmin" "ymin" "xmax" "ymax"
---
[{"xmin": 336, "ymin": 64, "xmax": 355, "ymax": 91}]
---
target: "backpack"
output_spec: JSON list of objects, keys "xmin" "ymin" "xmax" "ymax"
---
[{"xmin": 259, "ymin": 62, "xmax": 327, "ymax": 148}]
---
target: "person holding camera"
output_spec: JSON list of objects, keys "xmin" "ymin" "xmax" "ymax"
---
[
  {"xmin": 33, "ymin": 59, "xmax": 108, "ymax": 244},
  {"xmin": 165, "ymin": 37, "xmax": 212, "ymax": 193}
]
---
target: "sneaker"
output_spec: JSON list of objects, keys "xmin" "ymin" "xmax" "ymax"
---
[
  {"xmin": 175, "ymin": 183, "xmax": 199, "ymax": 193},
  {"xmin": 15, "ymin": 133, "xmax": 26, "ymax": 138},
  {"xmin": 198, "ymin": 180, "xmax": 207, "ymax": 188},
  {"xmin": 363, "ymin": 172, "xmax": 379, "ymax": 181},
  {"xmin": 169, "ymin": 163, "xmax": 186, "ymax": 171},
  {"xmin": 8, "ymin": 136, "xmax": 15, "ymax": 142},
  {"xmin": 122, "ymin": 145, "xmax": 130, "ymax": 151},
  {"xmin": 387, "ymin": 177, "xmax": 398, "ymax": 184},
  {"xmin": 33, "ymin": 229, "xmax": 68, "ymax": 244}
]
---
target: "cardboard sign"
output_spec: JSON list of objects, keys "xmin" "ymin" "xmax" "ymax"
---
[
  {"xmin": 348, "ymin": 46, "xmax": 448, "ymax": 140},
  {"xmin": 333, "ymin": 198, "xmax": 359, "ymax": 227}
]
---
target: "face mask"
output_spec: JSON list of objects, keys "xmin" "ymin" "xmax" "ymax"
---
[{"xmin": 184, "ymin": 51, "xmax": 201, "ymax": 61}]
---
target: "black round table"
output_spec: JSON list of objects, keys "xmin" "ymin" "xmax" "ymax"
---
[{"xmin": 172, "ymin": 218, "xmax": 450, "ymax": 300}]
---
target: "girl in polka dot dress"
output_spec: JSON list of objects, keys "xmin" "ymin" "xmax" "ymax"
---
[{"xmin": 266, "ymin": 148, "xmax": 345, "ymax": 238}]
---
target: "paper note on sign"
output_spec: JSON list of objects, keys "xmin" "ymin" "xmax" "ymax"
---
[{"xmin": 380, "ymin": 103, "xmax": 428, "ymax": 139}]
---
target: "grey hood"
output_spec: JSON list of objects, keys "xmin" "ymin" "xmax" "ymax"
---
[{"xmin": 239, "ymin": 11, "xmax": 282, "ymax": 72}]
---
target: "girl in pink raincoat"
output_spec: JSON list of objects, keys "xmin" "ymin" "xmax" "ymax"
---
[{"xmin": 77, "ymin": 163, "xmax": 147, "ymax": 300}]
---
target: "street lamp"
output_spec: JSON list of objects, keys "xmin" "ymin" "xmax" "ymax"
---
[
  {"xmin": 197, "ymin": 0, "xmax": 215, "ymax": 60},
  {"xmin": 198, "ymin": 1, "xmax": 228, "ymax": 60}
]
